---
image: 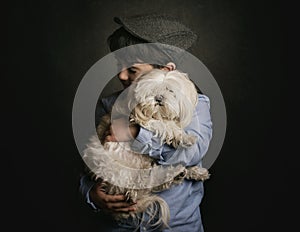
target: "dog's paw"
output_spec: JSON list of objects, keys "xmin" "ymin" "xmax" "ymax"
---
[
  {"xmin": 186, "ymin": 166, "xmax": 210, "ymax": 181},
  {"xmin": 124, "ymin": 190, "xmax": 138, "ymax": 203},
  {"xmin": 179, "ymin": 134, "xmax": 197, "ymax": 147}
]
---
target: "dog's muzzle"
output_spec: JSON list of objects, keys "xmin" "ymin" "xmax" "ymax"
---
[{"xmin": 155, "ymin": 95, "xmax": 164, "ymax": 106}]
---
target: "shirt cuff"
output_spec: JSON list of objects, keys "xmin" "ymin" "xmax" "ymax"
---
[
  {"xmin": 131, "ymin": 127, "xmax": 152, "ymax": 153},
  {"xmin": 135, "ymin": 127, "xmax": 152, "ymax": 143},
  {"xmin": 131, "ymin": 127, "xmax": 165, "ymax": 160},
  {"xmin": 80, "ymin": 175, "xmax": 100, "ymax": 212},
  {"xmin": 86, "ymin": 191, "xmax": 101, "ymax": 212}
]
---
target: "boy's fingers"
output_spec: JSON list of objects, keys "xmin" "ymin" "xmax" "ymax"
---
[
  {"xmin": 107, "ymin": 202, "xmax": 137, "ymax": 212},
  {"xmin": 105, "ymin": 135, "xmax": 117, "ymax": 142}
]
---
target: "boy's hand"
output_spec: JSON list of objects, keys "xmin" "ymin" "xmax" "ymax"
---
[
  {"xmin": 105, "ymin": 117, "xmax": 140, "ymax": 142},
  {"xmin": 89, "ymin": 182, "xmax": 137, "ymax": 213}
]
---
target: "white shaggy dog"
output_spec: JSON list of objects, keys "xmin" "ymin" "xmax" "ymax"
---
[{"xmin": 83, "ymin": 69, "xmax": 210, "ymax": 230}]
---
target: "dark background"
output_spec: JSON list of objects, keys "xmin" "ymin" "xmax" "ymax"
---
[{"xmin": 5, "ymin": 0, "xmax": 286, "ymax": 231}]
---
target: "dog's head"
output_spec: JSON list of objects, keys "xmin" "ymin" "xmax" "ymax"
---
[{"xmin": 128, "ymin": 69, "xmax": 198, "ymax": 128}]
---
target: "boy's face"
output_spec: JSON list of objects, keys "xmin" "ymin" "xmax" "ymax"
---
[{"xmin": 118, "ymin": 63, "xmax": 154, "ymax": 88}]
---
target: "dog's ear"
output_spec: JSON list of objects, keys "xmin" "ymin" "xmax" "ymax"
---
[{"xmin": 161, "ymin": 62, "xmax": 176, "ymax": 71}]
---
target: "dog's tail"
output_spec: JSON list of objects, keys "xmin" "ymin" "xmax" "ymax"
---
[{"xmin": 136, "ymin": 195, "xmax": 170, "ymax": 230}]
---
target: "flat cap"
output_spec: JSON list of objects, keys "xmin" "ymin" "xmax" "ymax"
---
[{"xmin": 114, "ymin": 14, "xmax": 197, "ymax": 50}]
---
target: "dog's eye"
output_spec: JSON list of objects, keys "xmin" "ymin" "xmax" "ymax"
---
[{"xmin": 166, "ymin": 87, "xmax": 174, "ymax": 93}]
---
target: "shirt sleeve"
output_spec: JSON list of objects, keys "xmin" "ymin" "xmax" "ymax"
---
[
  {"xmin": 79, "ymin": 174, "xmax": 100, "ymax": 212},
  {"xmin": 131, "ymin": 94, "xmax": 213, "ymax": 166}
]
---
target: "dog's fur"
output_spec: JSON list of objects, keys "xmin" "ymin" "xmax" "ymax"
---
[{"xmin": 83, "ymin": 69, "xmax": 210, "ymax": 230}]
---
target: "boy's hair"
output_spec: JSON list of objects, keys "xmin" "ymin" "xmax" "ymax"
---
[{"xmin": 107, "ymin": 26, "xmax": 146, "ymax": 52}]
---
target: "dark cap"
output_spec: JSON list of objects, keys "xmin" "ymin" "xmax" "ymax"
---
[{"xmin": 114, "ymin": 14, "xmax": 197, "ymax": 50}]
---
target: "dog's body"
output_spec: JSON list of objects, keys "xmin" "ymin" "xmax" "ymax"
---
[{"xmin": 83, "ymin": 70, "xmax": 210, "ymax": 230}]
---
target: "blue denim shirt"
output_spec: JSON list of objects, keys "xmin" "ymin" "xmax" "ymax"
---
[{"xmin": 79, "ymin": 92, "xmax": 213, "ymax": 232}]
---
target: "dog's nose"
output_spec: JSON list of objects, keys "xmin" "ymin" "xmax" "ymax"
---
[{"xmin": 155, "ymin": 95, "xmax": 164, "ymax": 103}]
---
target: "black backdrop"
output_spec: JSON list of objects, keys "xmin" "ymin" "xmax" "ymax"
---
[{"xmin": 5, "ymin": 0, "xmax": 286, "ymax": 231}]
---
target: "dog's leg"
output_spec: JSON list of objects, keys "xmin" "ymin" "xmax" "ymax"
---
[
  {"xmin": 142, "ymin": 120, "xmax": 197, "ymax": 148},
  {"xmin": 185, "ymin": 166, "xmax": 210, "ymax": 181},
  {"xmin": 163, "ymin": 121, "xmax": 197, "ymax": 148},
  {"xmin": 177, "ymin": 132, "xmax": 197, "ymax": 148}
]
